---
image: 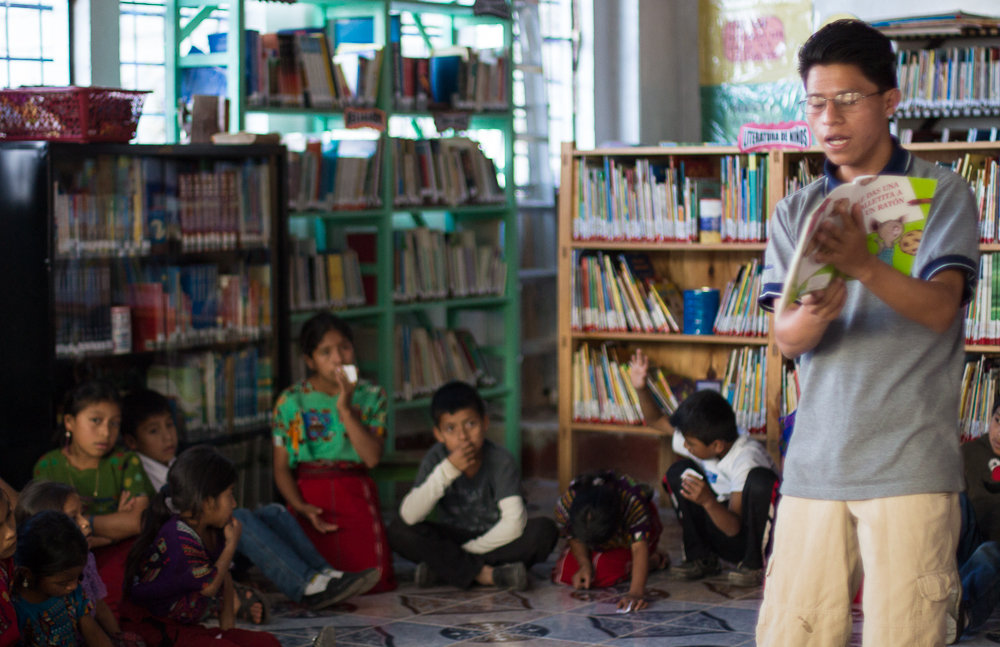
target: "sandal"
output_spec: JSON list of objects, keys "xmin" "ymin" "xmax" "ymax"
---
[{"xmin": 233, "ymin": 582, "xmax": 270, "ymax": 625}]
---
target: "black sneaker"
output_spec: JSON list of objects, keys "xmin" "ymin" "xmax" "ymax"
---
[
  {"xmin": 305, "ymin": 568, "xmax": 379, "ymax": 609},
  {"xmin": 668, "ymin": 556, "xmax": 721, "ymax": 580},
  {"xmin": 414, "ymin": 562, "xmax": 440, "ymax": 588},
  {"xmin": 492, "ymin": 562, "xmax": 528, "ymax": 591}
]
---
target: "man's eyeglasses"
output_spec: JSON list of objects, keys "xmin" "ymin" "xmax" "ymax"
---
[{"xmin": 799, "ymin": 91, "xmax": 886, "ymax": 114}]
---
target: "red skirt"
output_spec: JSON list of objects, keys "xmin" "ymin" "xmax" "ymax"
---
[
  {"xmin": 292, "ymin": 462, "xmax": 396, "ymax": 593},
  {"xmin": 119, "ymin": 601, "xmax": 280, "ymax": 647},
  {"xmin": 93, "ymin": 537, "xmax": 135, "ymax": 613}
]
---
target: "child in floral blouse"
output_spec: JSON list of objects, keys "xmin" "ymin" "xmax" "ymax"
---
[{"xmin": 272, "ymin": 312, "xmax": 395, "ymax": 592}]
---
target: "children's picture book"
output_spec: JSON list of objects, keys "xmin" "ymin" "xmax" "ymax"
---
[{"xmin": 775, "ymin": 174, "xmax": 937, "ymax": 315}]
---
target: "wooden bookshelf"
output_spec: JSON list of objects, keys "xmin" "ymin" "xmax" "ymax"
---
[
  {"xmin": 557, "ymin": 142, "xmax": 776, "ymax": 489},
  {"xmin": 558, "ymin": 139, "xmax": 1000, "ymax": 489}
]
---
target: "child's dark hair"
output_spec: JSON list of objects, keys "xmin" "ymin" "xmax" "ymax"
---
[
  {"xmin": 430, "ymin": 380, "xmax": 486, "ymax": 425},
  {"xmin": 15, "ymin": 510, "xmax": 88, "ymax": 582},
  {"xmin": 15, "ymin": 480, "xmax": 76, "ymax": 527},
  {"xmin": 125, "ymin": 445, "xmax": 236, "ymax": 595},
  {"xmin": 798, "ymin": 19, "xmax": 897, "ymax": 92},
  {"xmin": 121, "ymin": 388, "xmax": 173, "ymax": 439},
  {"xmin": 568, "ymin": 473, "xmax": 620, "ymax": 549},
  {"xmin": 669, "ymin": 390, "xmax": 738, "ymax": 445},
  {"xmin": 299, "ymin": 311, "xmax": 354, "ymax": 357},
  {"xmin": 63, "ymin": 379, "xmax": 121, "ymax": 418}
]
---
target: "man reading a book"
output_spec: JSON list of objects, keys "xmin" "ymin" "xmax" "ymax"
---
[{"xmin": 755, "ymin": 19, "xmax": 979, "ymax": 647}]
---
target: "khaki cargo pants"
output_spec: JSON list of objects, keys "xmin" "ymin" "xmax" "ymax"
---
[{"xmin": 756, "ymin": 493, "xmax": 960, "ymax": 647}]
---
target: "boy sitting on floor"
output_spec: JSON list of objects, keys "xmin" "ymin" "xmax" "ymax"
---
[
  {"xmin": 387, "ymin": 381, "xmax": 558, "ymax": 591},
  {"xmin": 660, "ymin": 390, "xmax": 780, "ymax": 587}
]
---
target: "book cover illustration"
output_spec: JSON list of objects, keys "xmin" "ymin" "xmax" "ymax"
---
[{"xmin": 776, "ymin": 174, "xmax": 936, "ymax": 315}]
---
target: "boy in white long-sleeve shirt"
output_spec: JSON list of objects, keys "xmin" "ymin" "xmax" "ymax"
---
[{"xmin": 387, "ymin": 381, "xmax": 558, "ymax": 591}]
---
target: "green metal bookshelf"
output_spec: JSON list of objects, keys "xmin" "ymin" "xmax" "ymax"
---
[{"xmin": 165, "ymin": 0, "xmax": 522, "ymax": 475}]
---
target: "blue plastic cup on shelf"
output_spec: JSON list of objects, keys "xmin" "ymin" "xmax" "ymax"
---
[{"xmin": 683, "ymin": 288, "xmax": 720, "ymax": 335}]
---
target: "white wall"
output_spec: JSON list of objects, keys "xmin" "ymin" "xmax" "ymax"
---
[{"xmin": 586, "ymin": 0, "xmax": 700, "ymax": 147}]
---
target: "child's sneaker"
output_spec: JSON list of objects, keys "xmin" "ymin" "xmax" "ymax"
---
[
  {"xmin": 414, "ymin": 562, "xmax": 440, "ymax": 588},
  {"xmin": 492, "ymin": 562, "xmax": 529, "ymax": 591},
  {"xmin": 306, "ymin": 568, "xmax": 379, "ymax": 609},
  {"xmin": 668, "ymin": 555, "xmax": 721, "ymax": 580},
  {"xmin": 727, "ymin": 563, "xmax": 763, "ymax": 587}
]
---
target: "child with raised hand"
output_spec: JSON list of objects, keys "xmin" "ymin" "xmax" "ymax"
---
[
  {"xmin": 121, "ymin": 388, "xmax": 378, "ymax": 610},
  {"xmin": 15, "ymin": 481, "xmax": 143, "ymax": 645},
  {"xmin": 33, "ymin": 380, "xmax": 155, "ymax": 611},
  {"xmin": 0, "ymin": 487, "xmax": 19, "ymax": 647},
  {"xmin": 272, "ymin": 312, "xmax": 396, "ymax": 593},
  {"xmin": 552, "ymin": 471, "xmax": 664, "ymax": 612},
  {"xmin": 12, "ymin": 510, "xmax": 112, "ymax": 647},
  {"xmin": 388, "ymin": 381, "xmax": 558, "ymax": 591},
  {"xmin": 121, "ymin": 445, "xmax": 280, "ymax": 647}
]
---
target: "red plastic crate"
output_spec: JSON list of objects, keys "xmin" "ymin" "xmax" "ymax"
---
[{"xmin": 0, "ymin": 86, "xmax": 150, "ymax": 143}]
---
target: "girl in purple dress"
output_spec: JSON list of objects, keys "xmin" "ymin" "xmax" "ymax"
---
[{"xmin": 120, "ymin": 446, "xmax": 279, "ymax": 647}]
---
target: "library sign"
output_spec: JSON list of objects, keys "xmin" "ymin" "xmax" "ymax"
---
[{"xmin": 738, "ymin": 121, "xmax": 811, "ymax": 152}]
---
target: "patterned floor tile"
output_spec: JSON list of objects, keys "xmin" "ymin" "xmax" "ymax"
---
[
  {"xmin": 334, "ymin": 619, "xmax": 488, "ymax": 647},
  {"xmin": 526, "ymin": 612, "xmax": 671, "ymax": 643}
]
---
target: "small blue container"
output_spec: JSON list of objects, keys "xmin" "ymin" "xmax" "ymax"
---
[{"xmin": 683, "ymin": 288, "xmax": 720, "ymax": 335}]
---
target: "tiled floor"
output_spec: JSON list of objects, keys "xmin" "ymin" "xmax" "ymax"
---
[{"xmin": 235, "ymin": 479, "xmax": 1000, "ymax": 646}]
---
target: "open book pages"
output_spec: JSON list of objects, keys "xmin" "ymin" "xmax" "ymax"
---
[{"xmin": 775, "ymin": 174, "xmax": 937, "ymax": 316}]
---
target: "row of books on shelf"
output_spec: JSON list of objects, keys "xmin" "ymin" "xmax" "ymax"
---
[
  {"xmin": 287, "ymin": 138, "xmax": 384, "ymax": 212},
  {"xmin": 146, "ymin": 348, "xmax": 273, "ymax": 442},
  {"xmin": 714, "ymin": 258, "xmax": 768, "ymax": 337},
  {"xmin": 395, "ymin": 326, "xmax": 496, "ymax": 401},
  {"xmin": 53, "ymin": 156, "xmax": 273, "ymax": 257},
  {"xmin": 900, "ymin": 127, "xmax": 1000, "ymax": 144},
  {"xmin": 960, "ymin": 355, "xmax": 1000, "ymax": 441},
  {"xmin": 243, "ymin": 29, "xmax": 381, "ymax": 109},
  {"xmin": 573, "ymin": 154, "xmax": 769, "ymax": 242},
  {"xmin": 393, "ymin": 137, "xmax": 505, "ymax": 207},
  {"xmin": 286, "ymin": 136, "xmax": 504, "ymax": 211},
  {"xmin": 54, "ymin": 261, "xmax": 272, "ymax": 357},
  {"xmin": 395, "ymin": 227, "xmax": 506, "ymax": 301},
  {"xmin": 289, "ymin": 236, "xmax": 368, "ymax": 311},
  {"xmin": 872, "ymin": 11, "xmax": 1000, "ymax": 38},
  {"xmin": 569, "ymin": 252, "xmax": 766, "ymax": 337},
  {"xmin": 571, "ymin": 344, "xmax": 767, "ymax": 434},
  {"xmin": 966, "ymin": 253, "xmax": 1000, "ymax": 344},
  {"xmin": 570, "ymin": 251, "xmax": 679, "ymax": 333},
  {"xmin": 947, "ymin": 154, "xmax": 1000, "ymax": 243},
  {"xmin": 895, "ymin": 46, "xmax": 1000, "ymax": 117},
  {"xmin": 391, "ymin": 46, "xmax": 509, "ymax": 112}
]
